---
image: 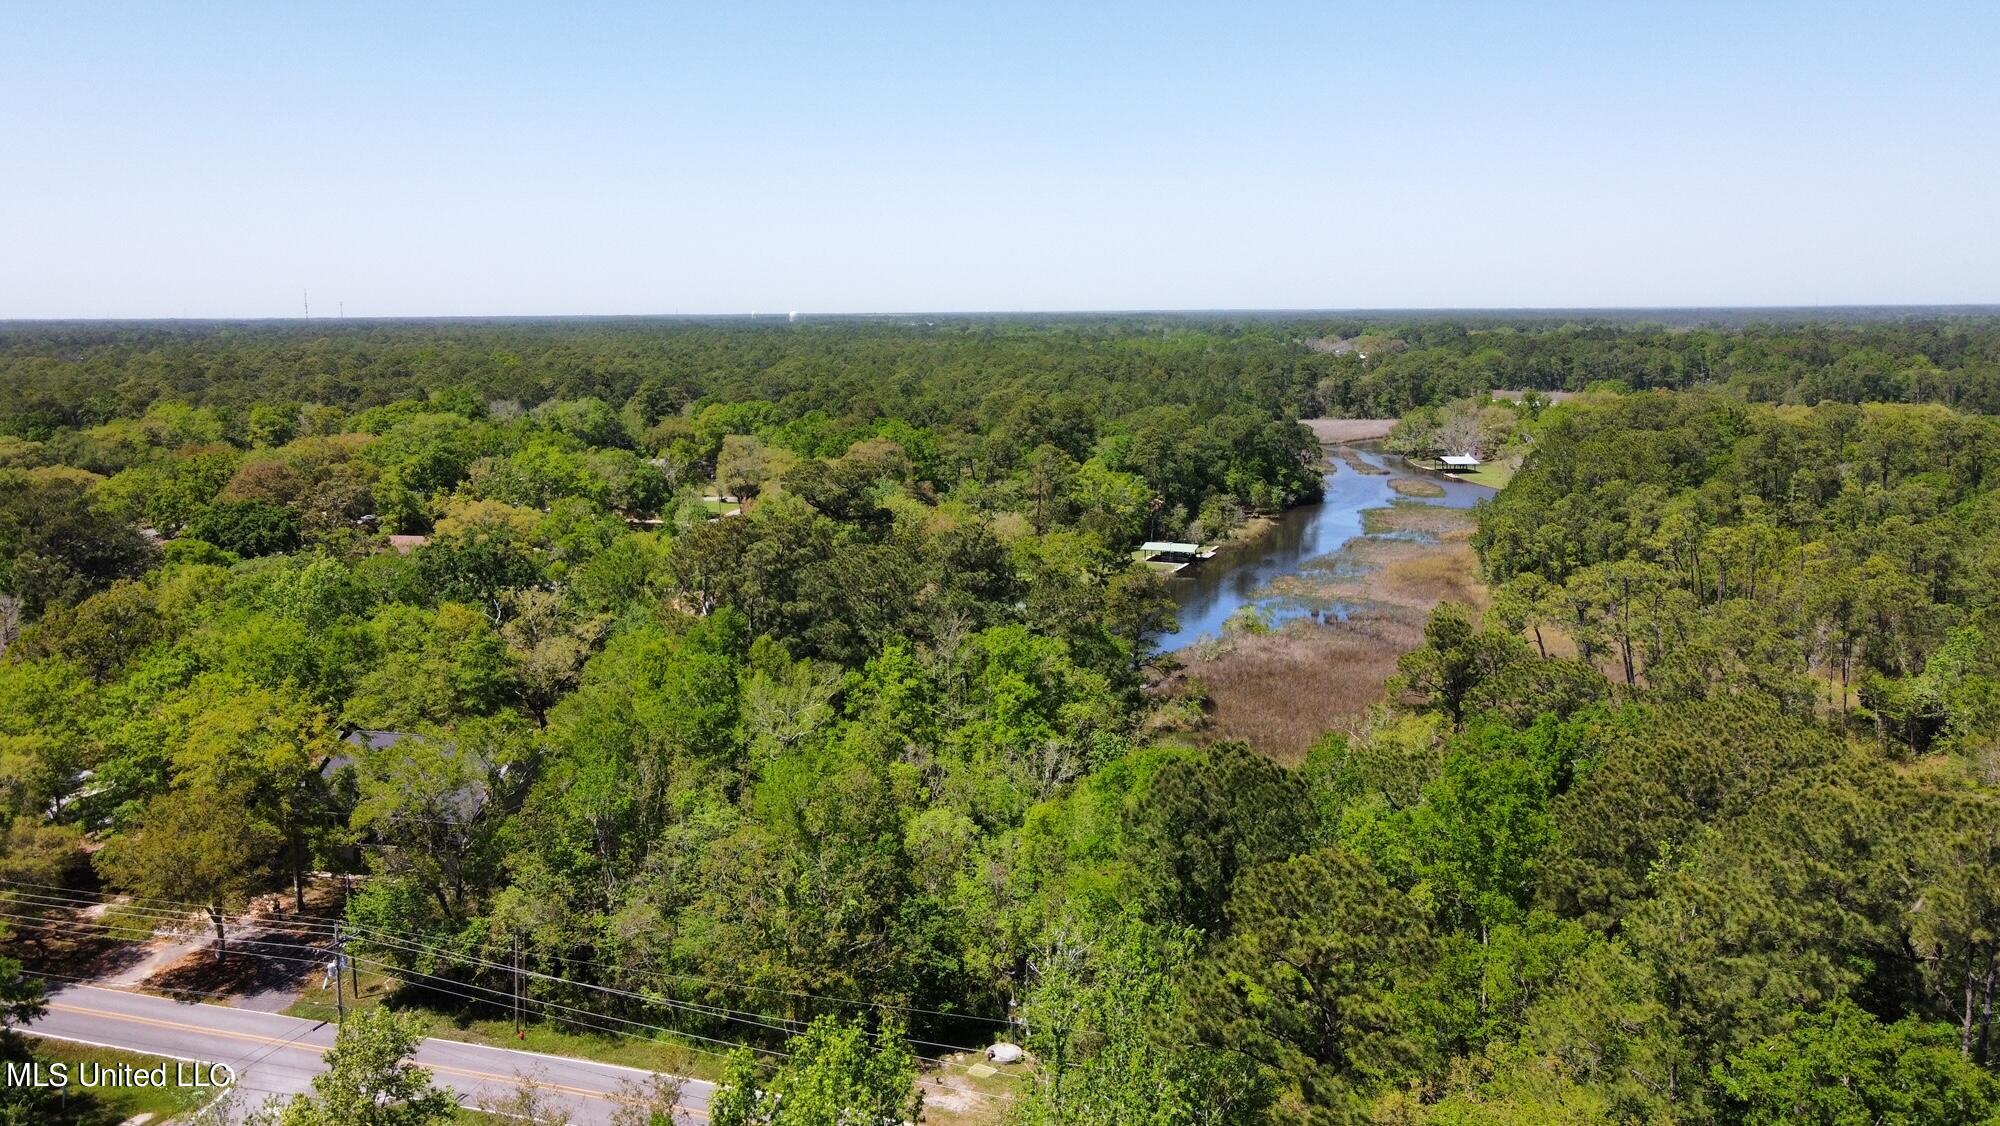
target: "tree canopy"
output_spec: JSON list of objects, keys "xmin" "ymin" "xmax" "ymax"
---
[{"xmin": 4, "ymin": 315, "xmax": 2000, "ymax": 1123}]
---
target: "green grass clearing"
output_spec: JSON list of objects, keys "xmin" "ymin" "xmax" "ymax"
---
[
  {"xmin": 1455, "ymin": 461, "xmax": 1514, "ymax": 489},
  {"xmin": 16, "ymin": 1038, "xmax": 222, "ymax": 1124},
  {"xmin": 920, "ymin": 1051, "xmax": 1032, "ymax": 1126},
  {"xmin": 284, "ymin": 971, "xmax": 717, "ymax": 1082}
]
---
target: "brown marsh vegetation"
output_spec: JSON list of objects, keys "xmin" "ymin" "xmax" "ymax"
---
[
  {"xmin": 1328, "ymin": 444, "xmax": 1388, "ymax": 475},
  {"xmin": 1161, "ymin": 503, "xmax": 1487, "ymax": 763},
  {"xmin": 1302, "ymin": 417, "xmax": 1397, "ymax": 443}
]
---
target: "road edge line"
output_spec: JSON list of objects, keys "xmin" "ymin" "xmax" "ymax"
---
[
  {"xmin": 14, "ymin": 1028, "xmax": 240, "ymax": 1120},
  {"xmin": 418, "ymin": 1033, "xmax": 710, "ymax": 1083}
]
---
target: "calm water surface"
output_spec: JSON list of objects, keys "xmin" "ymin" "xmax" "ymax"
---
[{"xmin": 1162, "ymin": 445, "xmax": 1493, "ymax": 651}]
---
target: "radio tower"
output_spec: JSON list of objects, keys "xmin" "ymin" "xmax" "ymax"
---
[{"xmin": 303, "ymin": 290, "xmax": 310, "ymax": 319}]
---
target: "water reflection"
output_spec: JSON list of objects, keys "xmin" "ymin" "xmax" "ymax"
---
[{"xmin": 1161, "ymin": 445, "xmax": 1492, "ymax": 651}]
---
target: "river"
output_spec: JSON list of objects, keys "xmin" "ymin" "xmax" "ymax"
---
[{"xmin": 1162, "ymin": 445, "xmax": 1494, "ymax": 651}]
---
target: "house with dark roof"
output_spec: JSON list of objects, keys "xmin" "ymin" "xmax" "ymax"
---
[{"xmin": 323, "ymin": 729, "xmax": 504, "ymax": 825}]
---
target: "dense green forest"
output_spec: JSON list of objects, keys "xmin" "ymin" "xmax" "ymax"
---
[
  {"xmin": 5, "ymin": 313, "xmax": 2000, "ymax": 433},
  {"xmin": 2, "ymin": 316, "xmax": 2000, "ymax": 1123}
]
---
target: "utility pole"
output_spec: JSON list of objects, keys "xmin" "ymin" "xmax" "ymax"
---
[
  {"xmin": 333, "ymin": 924, "xmax": 346, "ymax": 1023},
  {"xmin": 512, "ymin": 934, "xmax": 523, "ymax": 1040}
]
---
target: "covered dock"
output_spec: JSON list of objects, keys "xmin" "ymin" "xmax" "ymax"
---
[{"xmin": 1135, "ymin": 540, "xmax": 1218, "ymax": 574}]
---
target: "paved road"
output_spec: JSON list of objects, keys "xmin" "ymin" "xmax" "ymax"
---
[{"xmin": 22, "ymin": 983, "xmax": 713, "ymax": 1123}]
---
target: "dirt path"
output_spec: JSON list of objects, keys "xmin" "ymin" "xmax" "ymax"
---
[
  {"xmin": 100, "ymin": 929, "xmax": 209, "ymax": 988},
  {"xmin": 12, "ymin": 890, "xmax": 343, "ymax": 1014}
]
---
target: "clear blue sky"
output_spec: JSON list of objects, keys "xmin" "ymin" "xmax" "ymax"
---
[{"xmin": 3, "ymin": 1, "xmax": 1996, "ymax": 317}]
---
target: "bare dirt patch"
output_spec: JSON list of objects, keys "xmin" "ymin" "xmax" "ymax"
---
[
  {"xmin": 1304, "ymin": 418, "xmax": 1397, "ymax": 443},
  {"xmin": 3, "ymin": 907, "xmax": 155, "ymax": 983},
  {"xmin": 1, "ymin": 882, "xmax": 350, "ymax": 1011},
  {"xmin": 144, "ymin": 916, "xmax": 332, "ymax": 1005},
  {"xmin": 1163, "ymin": 505, "xmax": 1486, "ymax": 764},
  {"xmin": 919, "ymin": 1052, "xmax": 1028, "ymax": 1125}
]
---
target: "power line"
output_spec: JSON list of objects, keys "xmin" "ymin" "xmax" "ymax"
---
[
  {"xmin": 0, "ymin": 882, "xmax": 350, "ymax": 936},
  {"xmin": 2, "ymin": 907, "xmax": 770, "ymax": 1061},
  {"xmin": 0, "ymin": 909, "xmax": 334, "ymax": 968},
  {"xmin": 0, "ymin": 896, "xmax": 344, "ymax": 948},
  {"xmin": 5, "ymin": 909, "xmax": 1019, "ymax": 1102},
  {"xmin": 0, "ymin": 881, "xmax": 1030, "ymax": 1080},
  {"xmin": 325, "ymin": 924, "xmax": 1005, "ymax": 1060},
  {"xmin": 8, "ymin": 909, "xmax": 1019, "ymax": 1106},
  {"xmin": 350, "ymin": 954, "xmax": 1015, "ymax": 1101},
  {"xmin": 6, "ymin": 895, "xmax": 1002, "ymax": 1059},
  {"xmin": 0, "ymin": 878, "xmax": 1027, "ymax": 1035},
  {"xmin": 507, "ymin": 948, "xmax": 1021, "ymax": 1032},
  {"xmin": 17, "ymin": 966, "xmax": 342, "ymax": 1077},
  {"xmin": 347, "ymin": 950, "xmax": 786, "ymax": 1061},
  {"xmin": 7, "ymin": 913, "xmax": 754, "ymax": 1069},
  {"xmin": 349, "ymin": 935, "xmax": 1002, "ymax": 1072},
  {"xmin": 5, "ymin": 885, "xmax": 1032, "ymax": 1081},
  {"xmin": 16, "ymin": 964, "xmax": 338, "ymax": 1014}
]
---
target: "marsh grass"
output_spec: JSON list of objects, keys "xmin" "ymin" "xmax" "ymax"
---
[
  {"xmin": 1169, "ymin": 622, "xmax": 1418, "ymax": 764},
  {"xmin": 1329, "ymin": 445, "xmax": 1389, "ymax": 475},
  {"xmin": 1361, "ymin": 502, "xmax": 1475, "ymax": 539},
  {"xmin": 1303, "ymin": 418, "xmax": 1397, "ymax": 442},
  {"xmin": 1164, "ymin": 505, "xmax": 1487, "ymax": 763}
]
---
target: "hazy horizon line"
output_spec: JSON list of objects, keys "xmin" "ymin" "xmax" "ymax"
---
[{"xmin": 6, "ymin": 301, "xmax": 2000, "ymax": 326}]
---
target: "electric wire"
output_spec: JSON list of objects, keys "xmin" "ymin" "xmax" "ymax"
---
[
  {"xmin": 6, "ymin": 906, "xmax": 1018, "ymax": 1103},
  {"xmin": 1, "ymin": 880, "xmax": 1025, "ymax": 1084},
  {"xmin": 0, "ymin": 877, "xmax": 1030, "ymax": 1040}
]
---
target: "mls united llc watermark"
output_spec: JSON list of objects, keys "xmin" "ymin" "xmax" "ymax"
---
[{"xmin": 6, "ymin": 1058, "xmax": 235, "ymax": 1089}]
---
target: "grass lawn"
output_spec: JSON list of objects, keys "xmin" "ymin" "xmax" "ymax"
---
[
  {"xmin": 1456, "ymin": 462, "xmax": 1514, "ymax": 489},
  {"xmin": 18, "ymin": 1039, "xmax": 221, "ymax": 1124},
  {"xmin": 282, "ymin": 964, "xmax": 1014, "ymax": 1119},
  {"xmin": 402, "ymin": 1009, "xmax": 713, "ymax": 1080},
  {"xmin": 284, "ymin": 969, "xmax": 719, "ymax": 1082},
  {"xmin": 285, "ymin": 973, "xmax": 1021, "ymax": 1123},
  {"xmin": 1400, "ymin": 454, "xmax": 1514, "ymax": 491}
]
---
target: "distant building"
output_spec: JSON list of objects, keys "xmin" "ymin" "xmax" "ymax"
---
[
  {"xmin": 324, "ymin": 729, "xmax": 502, "ymax": 823},
  {"xmin": 318, "ymin": 728, "xmax": 415, "ymax": 784},
  {"xmin": 1136, "ymin": 540, "xmax": 1217, "ymax": 574}
]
